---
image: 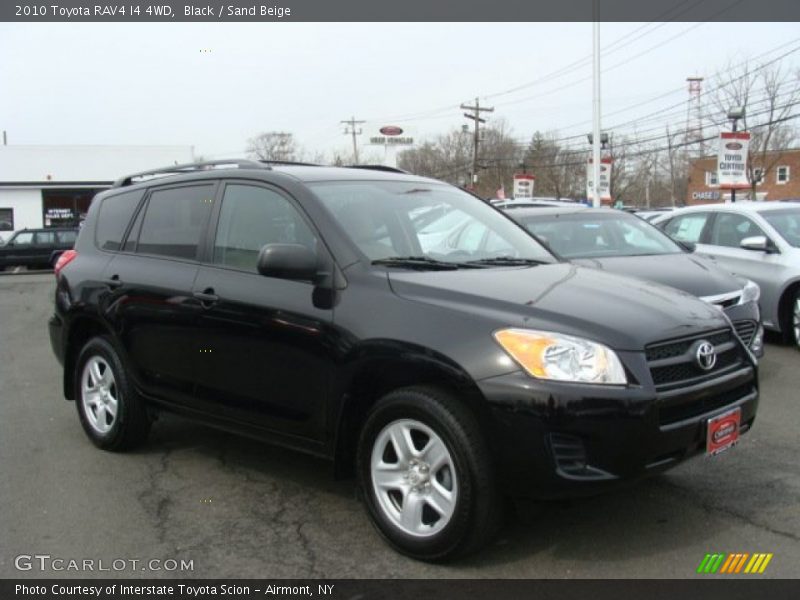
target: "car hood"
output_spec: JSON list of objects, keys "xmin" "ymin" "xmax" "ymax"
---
[
  {"xmin": 571, "ymin": 253, "xmax": 742, "ymax": 298},
  {"xmin": 387, "ymin": 263, "xmax": 730, "ymax": 351}
]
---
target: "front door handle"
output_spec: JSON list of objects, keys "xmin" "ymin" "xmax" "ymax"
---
[{"xmin": 193, "ymin": 288, "xmax": 219, "ymax": 307}]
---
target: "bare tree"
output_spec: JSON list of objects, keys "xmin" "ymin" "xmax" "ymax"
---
[
  {"xmin": 711, "ymin": 60, "xmax": 800, "ymax": 200},
  {"xmin": 246, "ymin": 132, "xmax": 299, "ymax": 162},
  {"xmin": 521, "ymin": 131, "xmax": 583, "ymax": 199}
]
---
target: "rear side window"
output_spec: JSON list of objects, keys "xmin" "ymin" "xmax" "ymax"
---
[
  {"xmin": 709, "ymin": 213, "xmax": 766, "ymax": 248},
  {"xmin": 96, "ymin": 190, "xmax": 144, "ymax": 251},
  {"xmin": 136, "ymin": 185, "xmax": 214, "ymax": 259}
]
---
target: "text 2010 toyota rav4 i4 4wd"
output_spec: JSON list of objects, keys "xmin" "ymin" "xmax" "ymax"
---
[{"xmin": 49, "ymin": 161, "xmax": 758, "ymax": 561}]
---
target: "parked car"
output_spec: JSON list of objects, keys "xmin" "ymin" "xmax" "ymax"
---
[
  {"xmin": 0, "ymin": 227, "xmax": 78, "ymax": 271},
  {"xmin": 654, "ymin": 202, "xmax": 800, "ymax": 349},
  {"xmin": 50, "ymin": 160, "xmax": 758, "ymax": 560},
  {"xmin": 635, "ymin": 207, "xmax": 678, "ymax": 222},
  {"xmin": 502, "ymin": 206, "xmax": 764, "ymax": 356},
  {"xmin": 492, "ymin": 197, "xmax": 583, "ymax": 209}
]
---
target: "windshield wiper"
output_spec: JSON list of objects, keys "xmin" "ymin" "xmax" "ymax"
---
[
  {"xmin": 371, "ymin": 256, "xmax": 482, "ymax": 270},
  {"xmin": 465, "ymin": 257, "xmax": 548, "ymax": 267}
]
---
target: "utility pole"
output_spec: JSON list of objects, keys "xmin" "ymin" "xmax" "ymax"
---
[
  {"xmin": 461, "ymin": 97, "xmax": 494, "ymax": 190},
  {"xmin": 341, "ymin": 116, "xmax": 365, "ymax": 164},
  {"xmin": 591, "ymin": 4, "xmax": 602, "ymax": 208}
]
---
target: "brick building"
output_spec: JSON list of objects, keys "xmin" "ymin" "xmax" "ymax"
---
[{"xmin": 686, "ymin": 147, "xmax": 800, "ymax": 205}]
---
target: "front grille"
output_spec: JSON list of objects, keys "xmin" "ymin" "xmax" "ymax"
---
[
  {"xmin": 658, "ymin": 384, "xmax": 754, "ymax": 425},
  {"xmin": 733, "ymin": 319, "xmax": 757, "ymax": 347},
  {"xmin": 645, "ymin": 328, "xmax": 746, "ymax": 391}
]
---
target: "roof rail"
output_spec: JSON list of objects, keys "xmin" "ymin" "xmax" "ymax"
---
[
  {"xmin": 112, "ymin": 159, "xmax": 270, "ymax": 188},
  {"xmin": 346, "ymin": 165, "xmax": 410, "ymax": 174},
  {"xmin": 259, "ymin": 159, "xmax": 322, "ymax": 167}
]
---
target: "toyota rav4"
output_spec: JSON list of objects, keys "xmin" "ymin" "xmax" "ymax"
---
[{"xmin": 49, "ymin": 160, "xmax": 759, "ymax": 560}]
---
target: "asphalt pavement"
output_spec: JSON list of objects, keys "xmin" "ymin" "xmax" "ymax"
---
[{"xmin": 1, "ymin": 273, "xmax": 798, "ymax": 579}]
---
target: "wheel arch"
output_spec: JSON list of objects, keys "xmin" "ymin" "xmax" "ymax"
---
[
  {"xmin": 62, "ymin": 315, "xmax": 115, "ymax": 400},
  {"xmin": 330, "ymin": 341, "xmax": 494, "ymax": 479},
  {"xmin": 777, "ymin": 278, "xmax": 800, "ymax": 339}
]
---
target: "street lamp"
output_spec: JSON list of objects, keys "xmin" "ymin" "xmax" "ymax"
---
[
  {"xmin": 587, "ymin": 132, "xmax": 609, "ymax": 148},
  {"xmin": 727, "ymin": 107, "xmax": 746, "ymax": 203}
]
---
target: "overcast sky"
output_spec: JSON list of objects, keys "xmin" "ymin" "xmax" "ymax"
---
[{"xmin": 1, "ymin": 22, "xmax": 798, "ymax": 160}]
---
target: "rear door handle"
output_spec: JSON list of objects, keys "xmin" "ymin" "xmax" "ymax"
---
[
  {"xmin": 193, "ymin": 288, "xmax": 219, "ymax": 306},
  {"xmin": 104, "ymin": 275, "xmax": 122, "ymax": 289}
]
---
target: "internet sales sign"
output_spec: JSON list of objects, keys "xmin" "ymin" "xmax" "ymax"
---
[{"xmin": 717, "ymin": 132, "xmax": 751, "ymax": 189}]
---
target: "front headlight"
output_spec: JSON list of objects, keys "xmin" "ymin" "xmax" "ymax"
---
[
  {"xmin": 494, "ymin": 329, "xmax": 627, "ymax": 385},
  {"xmin": 740, "ymin": 279, "xmax": 760, "ymax": 304}
]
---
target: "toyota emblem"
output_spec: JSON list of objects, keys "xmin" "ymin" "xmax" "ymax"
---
[{"xmin": 695, "ymin": 341, "xmax": 717, "ymax": 371}]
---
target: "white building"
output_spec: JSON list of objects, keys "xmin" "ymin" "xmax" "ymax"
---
[{"xmin": 0, "ymin": 145, "xmax": 195, "ymax": 238}]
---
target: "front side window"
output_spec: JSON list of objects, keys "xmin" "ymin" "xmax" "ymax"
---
[
  {"xmin": 663, "ymin": 213, "xmax": 710, "ymax": 243},
  {"xmin": 310, "ymin": 181, "xmax": 554, "ymax": 265},
  {"xmin": 761, "ymin": 208, "xmax": 800, "ymax": 248},
  {"xmin": 56, "ymin": 230, "xmax": 78, "ymax": 244},
  {"xmin": 212, "ymin": 184, "xmax": 317, "ymax": 273},
  {"xmin": 136, "ymin": 185, "xmax": 214, "ymax": 259},
  {"xmin": 709, "ymin": 213, "xmax": 766, "ymax": 248},
  {"xmin": 34, "ymin": 231, "xmax": 55, "ymax": 245},
  {"xmin": 11, "ymin": 231, "xmax": 33, "ymax": 245}
]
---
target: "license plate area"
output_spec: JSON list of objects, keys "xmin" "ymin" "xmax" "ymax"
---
[{"xmin": 706, "ymin": 407, "xmax": 741, "ymax": 456}]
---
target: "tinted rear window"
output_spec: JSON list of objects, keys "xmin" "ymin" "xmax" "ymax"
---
[
  {"xmin": 96, "ymin": 190, "xmax": 144, "ymax": 251},
  {"xmin": 135, "ymin": 185, "xmax": 214, "ymax": 259}
]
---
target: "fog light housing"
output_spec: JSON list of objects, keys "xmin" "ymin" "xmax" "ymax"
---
[{"xmin": 751, "ymin": 324, "xmax": 764, "ymax": 357}]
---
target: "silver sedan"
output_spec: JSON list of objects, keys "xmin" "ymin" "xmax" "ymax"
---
[{"xmin": 654, "ymin": 202, "xmax": 800, "ymax": 348}]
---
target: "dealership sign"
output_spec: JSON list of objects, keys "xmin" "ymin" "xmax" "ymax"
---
[
  {"xmin": 368, "ymin": 124, "xmax": 414, "ymax": 146},
  {"xmin": 717, "ymin": 131, "xmax": 751, "ymax": 189},
  {"xmin": 513, "ymin": 173, "xmax": 535, "ymax": 199},
  {"xmin": 586, "ymin": 158, "xmax": 613, "ymax": 201}
]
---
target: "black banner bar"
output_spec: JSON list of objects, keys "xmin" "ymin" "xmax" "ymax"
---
[
  {"xmin": 4, "ymin": 579, "xmax": 800, "ymax": 600},
  {"xmin": 2, "ymin": 0, "xmax": 800, "ymax": 22}
]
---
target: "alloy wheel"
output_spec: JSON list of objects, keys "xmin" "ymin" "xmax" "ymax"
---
[
  {"xmin": 370, "ymin": 419, "xmax": 458, "ymax": 537},
  {"xmin": 81, "ymin": 356, "xmax": 118, "ymax": 434}
]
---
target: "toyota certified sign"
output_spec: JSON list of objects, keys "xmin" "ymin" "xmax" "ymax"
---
[
  {"xmin": 379, "ymin": 126, "xmax": 403, "ymax": 136},
  {"xmin": 717, "ymin": 131, "xmax": 751, "ymax": 189}
]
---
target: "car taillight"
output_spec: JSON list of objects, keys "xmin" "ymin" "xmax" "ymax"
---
[{"xmin": 54, "ymin": 250, "xmax": 77, "ymax": 277}]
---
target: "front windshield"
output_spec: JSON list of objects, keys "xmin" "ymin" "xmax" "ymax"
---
[
  {"xmin": 516, "ymin": 210, "xmax": 684, "ymax": 259},
  {"xmin": 761, "ymin": 208, "xmax": 800, "ymax": 248},
  {"xmin": 310, "ymin": 181, "xmax": 555, "ymax": 265}
]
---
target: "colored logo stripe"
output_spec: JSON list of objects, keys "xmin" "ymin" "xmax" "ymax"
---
[{"xmin": 698, "ymin": 553, "xmax": 773, "ymax": 574}]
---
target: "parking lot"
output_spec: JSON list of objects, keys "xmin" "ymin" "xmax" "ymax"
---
[{"xmin": 0, "ymin": 272, "xmax": 798, "ymax": 579}]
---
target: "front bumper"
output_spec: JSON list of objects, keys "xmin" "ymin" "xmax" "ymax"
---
[{"xmin": 477, "ymin": 363, "xmax": 758, "ymax": 499}]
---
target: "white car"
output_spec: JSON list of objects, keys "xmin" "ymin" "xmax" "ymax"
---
[{"xmin": 654, "ymin": 201, "xmax": 800, "ymax": 348}]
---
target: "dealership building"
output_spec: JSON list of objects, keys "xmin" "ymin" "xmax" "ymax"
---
[
  {"xmin": 686, "ymin": 147, "xmax": 800, "ymax": 204},
  {"xmin": 0, "ymin": 145, "xmax": 195, "ymax": 234}
]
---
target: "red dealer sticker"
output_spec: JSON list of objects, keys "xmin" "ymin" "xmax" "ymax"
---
[{"xmin": 706, "ymin": 408, "xmax": 741, "ymax": 456}]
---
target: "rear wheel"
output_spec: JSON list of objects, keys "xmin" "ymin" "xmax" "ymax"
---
[
  {"xmin": 75, "ymin": 336, "xmax": 150, "ymax": 450},
  {"xmin": 357, "ymin": 387, "xmax": 501, "ymax": 561}
]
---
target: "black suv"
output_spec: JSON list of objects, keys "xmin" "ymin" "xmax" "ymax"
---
[
  {"xmin": 49, "ymin": 160, "xmax": 758, "ymax": 560},
  {"xmin": 0, "ymin": 227, "xmax": 78, "ymax": 271}
]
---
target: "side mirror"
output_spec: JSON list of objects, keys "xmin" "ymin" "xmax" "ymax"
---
[
  {"xmin": 679, "ymin": 240, "xmax": 696, "ymax": 253},
  {"xmin": 740, "ymin": 236, "xmax": 768, "ymax": 252},
  {"xmin": 257, "ymin": 243, "xmax": 318, "ymax": 281}
]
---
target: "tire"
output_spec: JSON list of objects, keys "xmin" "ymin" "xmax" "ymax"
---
[
  {"xmin": 74, "ymin": 336, "xmax": 151, "ymax": 450},
  {"xmin": 790, "ymin": 289, "xmax": 800, "ymax": 350},
  {"xmin": 357, "ymin": 386, "xmax": 501, "ymax": 561}
]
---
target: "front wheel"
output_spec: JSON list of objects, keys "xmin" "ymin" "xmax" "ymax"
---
[
  {"xmin": 357, "ymin": 387, "xmax": 501, "ymax": 561},
  {"xmin": 792, "ymin": 289, "xmax": 800, "ymax": 350},
  {"xmin": 75, "ymin": 336, "xmax": 151, "ymax": 450}
]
